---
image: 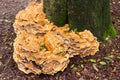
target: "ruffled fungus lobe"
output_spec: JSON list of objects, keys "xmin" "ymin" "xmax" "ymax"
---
[{"xmin": 13, "ymin": 1, "xmax": 99, "ymax": 75}]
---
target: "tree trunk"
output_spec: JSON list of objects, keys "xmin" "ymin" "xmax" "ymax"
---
[
  {"xmin": 68, "ymin": 0, "xmax": 116, "ymax": 41},
  {"xmin": 43, "ymin": 0, "xmax": 117, "ymax": 41},
  {"xmin": 43, "ymin": 0, "xmax": 67, "ymax": 26}
]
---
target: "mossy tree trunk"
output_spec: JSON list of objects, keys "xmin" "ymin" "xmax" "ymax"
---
[
  {"xmin": 43, "ymin": 0, "xmax": 116, "ymax": 41},
  {"xmin": 43, "ymin": 0, "xmax": 67, "ymax": 26}
]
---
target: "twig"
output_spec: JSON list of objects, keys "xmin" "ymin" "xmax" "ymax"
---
[{"xmin": 2, "ymin": 56, "xmax": 12, "ymax": 73}]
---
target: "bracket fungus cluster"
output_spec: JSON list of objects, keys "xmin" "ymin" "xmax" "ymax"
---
[{"xmin": 13, "ymin": 2, "xmax": 99, "ymax": 75}]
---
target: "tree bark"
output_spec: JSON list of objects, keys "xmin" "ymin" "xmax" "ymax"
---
[
  {"xmin": 68, "ymin": 0, "xmax": 116, "ymax": 41},
  {"xmin": 43, "ymin": 0, "xmax": 67, "ymax": 26},
  {"xmin": 43, "ymin": 0, "xmax": 117, "ymax": 41}
]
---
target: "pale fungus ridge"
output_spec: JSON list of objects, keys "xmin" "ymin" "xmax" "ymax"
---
[{"xmin": 13, "ymin": 1, "xmax": 99, "ymax": 75}]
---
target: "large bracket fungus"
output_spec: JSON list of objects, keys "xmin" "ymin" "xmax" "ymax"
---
[{"xmin": 13, "ymin": 1, "xmax": 99, "ymax": 75}]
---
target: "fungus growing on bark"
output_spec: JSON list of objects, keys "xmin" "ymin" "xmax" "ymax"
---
[{"xmin": 13, "ymin": 1, "xmax": 99, "ymax": 75}]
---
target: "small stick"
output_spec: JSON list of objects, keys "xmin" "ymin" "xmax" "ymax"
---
[{"xmin": 2, "ymin": 56, "xmax": 12, "ymax": 73}]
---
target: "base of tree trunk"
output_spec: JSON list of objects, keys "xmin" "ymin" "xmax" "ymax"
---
[
  {"xmin": 43, "ymin": 0, "xmax": 117, "ymax": 41},
  {"xmin": 68, "ymin": 0, "xmax": 116, "ymax": 41}
]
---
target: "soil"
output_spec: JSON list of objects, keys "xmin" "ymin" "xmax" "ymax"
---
[{"xmin": 0, "ymin": 0, "xmax": 120, "ymax": 80}]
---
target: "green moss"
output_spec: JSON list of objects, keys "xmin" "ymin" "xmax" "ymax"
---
[
  {"xmin": 107, "ymin": 23, "xmax": 117, "ymax": 37},
  {"xmin": 44, "ymin": 0, "xmax": 67, "ymax": 26},
  {"xmin": 40, "ymin": 43, "xmax": 45, "ymax": 50},
  {"xmin": 30, "ymin": 53, "xmax": 35, "ymax": 58},
  {"xmin": 68, "ymin": 0, "xmax": 117, "ymax": 42},
  {"xmin": 57, "ymin": 52, "xmax": 65, "ymax": 57}
]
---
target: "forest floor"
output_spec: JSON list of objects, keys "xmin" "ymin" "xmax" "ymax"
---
[{"xmin": 0, "ymin": 0, "xmax": 120, "ymax": 80}]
